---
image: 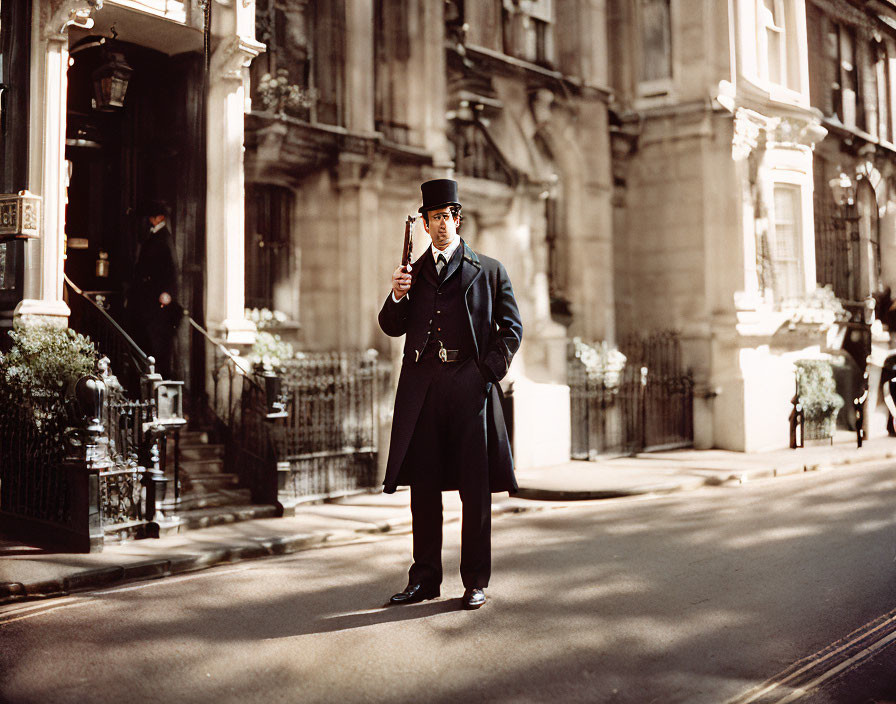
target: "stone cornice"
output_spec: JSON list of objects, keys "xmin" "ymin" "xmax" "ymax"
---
[
  {"xmin": 44, "ymin": 0, "xmax": 100, "ymax": 38},
  {"xmin": 731, "ymin": 107, "xmax": 827, "ymax": 161},
  {"xmin": 210, "ymin": 34, "xmax": 265, "ymax": 80}
]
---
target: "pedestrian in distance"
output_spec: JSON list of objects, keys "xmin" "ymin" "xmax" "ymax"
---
[
  {"xmin": 129, "ymin": 200, "xmax": 180, "ymax": 379},
  {"xmin": 378, "ymin": 178, "xmax": 523, "ymax": 610}
]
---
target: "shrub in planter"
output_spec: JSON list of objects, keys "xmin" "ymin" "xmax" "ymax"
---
[
  {"xmin": 0, "ymin": 325, "xmax": 97, "ymax": 432},
  {"xmin": 795, "ymin": 359, "xmax": 844, "ymax": 439}
]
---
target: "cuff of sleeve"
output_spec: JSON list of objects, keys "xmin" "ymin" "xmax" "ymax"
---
[{"xmin": 391, "ymin": 292, "xmax": 409, "ymax": 303}]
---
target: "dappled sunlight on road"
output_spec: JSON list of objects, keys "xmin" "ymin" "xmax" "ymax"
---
[{"xmin": 2, "ymin": 462, "xmax": 896, "ymax": 703}]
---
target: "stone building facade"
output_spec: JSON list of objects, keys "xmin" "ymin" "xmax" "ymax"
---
[
  {"xmin": 610, "ymin": 0, "xmax": 896, "ymax": 452},
  {"xmin": 244, "ymin": 0, "xmax": 615, "ymax": 469},
  {"xmin": 0, "ymin": 0, "xmax": 262, "ymax": 389}
]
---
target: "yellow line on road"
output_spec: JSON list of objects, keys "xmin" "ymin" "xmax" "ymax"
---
[{"xmin": 727, "ymin": 608, "xmax": 896, "ymax": 704}]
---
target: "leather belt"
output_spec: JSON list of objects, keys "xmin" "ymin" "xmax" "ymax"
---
[{"xmin": 416, "ymin": 342, "xmax": 465, "ymax": 363}]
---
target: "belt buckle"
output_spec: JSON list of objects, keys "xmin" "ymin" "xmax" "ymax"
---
[{"xmin": 439, "ymin": 346, "xmax": 448, "ymax": 363}]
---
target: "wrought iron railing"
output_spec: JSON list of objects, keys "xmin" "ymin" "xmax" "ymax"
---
[
  {"xmin": 275, "ymin": 351, "xmax": 390, "ymax": 502},
  {"xmin": 186, "ymin": 315, "xmax": 390, "ymax": 504},
  {"xmin": 0, "ymin": 400, "xmax": 70, "ymax": 526},
  {"xmin": 569, "ymin": 332, "xmax": 694, "ymax": 459},
  {"xmin": 0, "ymin": 360, "xmax": 160, "ymax": 550},
  {"xmin": 65, "ymin": 275, "xmax": 153, "ymax": 399}
]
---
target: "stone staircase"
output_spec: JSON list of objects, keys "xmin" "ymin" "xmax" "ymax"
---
[{"xmin": 162, "ymin": 429, "xmax": 278, "ymax": 531}]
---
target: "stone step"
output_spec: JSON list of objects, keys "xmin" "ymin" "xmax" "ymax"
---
[
  {"xmin": 170, "ymin": 444, "xmax": 226, "ymax": 462},
  {"xmin": 178, "ymin": 458, "xmax": 226, "ymax": 475},
  {"xmin": 180, "ymin": 472, "xmax": 239, "ymax": 493},
  {"xmin": 162, "ymin": 488, "xmax": 253, "ymax": 512},
  {"xmin": 177, "ymin": 430, "xmax": 210, "ymax": 446},
  {"xmin": 163, "ymin": 503, "xmax": 280, "ymax": 532}
]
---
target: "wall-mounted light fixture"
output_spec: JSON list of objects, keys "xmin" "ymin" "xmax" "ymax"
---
[
  {"xmin": 91, "ymin": 43, "xmax": 132, "ymax": 111},
  {"xmin": 829, "ymin": 172, "xmax": 856, "ymax": 207}
]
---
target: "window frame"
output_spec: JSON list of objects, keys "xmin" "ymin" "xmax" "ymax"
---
[
  {"xmin": 744, "ymin": 0, "xmax": 809, "ymax": 107},
  {"xmin": 633, "ymin": 0, "xmax": 677, "ymax": 100},
  {"xmin": 501, "ymin": 0, "xmax": 555, "ymax": 68},
  {"xmin": 770, "ymin": 182, "xmax": 805, "ymax": 301}
]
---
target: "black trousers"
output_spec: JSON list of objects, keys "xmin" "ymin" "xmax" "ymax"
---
[{"xmin": 403, "ymin": 357, "xmax": 491, "ymax": 590}]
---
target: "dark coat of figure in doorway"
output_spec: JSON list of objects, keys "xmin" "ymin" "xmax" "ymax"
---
[{"xmin": 130, "ymin": 201, "xmax": 179, "ymax": 379}]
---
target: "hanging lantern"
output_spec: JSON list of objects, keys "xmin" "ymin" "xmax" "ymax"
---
[{"xmin": 91, "ymin": 49, "xmax": 132, "ymax": 111}]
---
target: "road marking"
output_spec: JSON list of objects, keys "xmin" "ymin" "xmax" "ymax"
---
[
  {"xmin": 0, "ymin": 597, "xmax": 79, "ymax": 618},
  {"xmin": 0, "ymin": 564, "xmax": 257, "ymax": 625},
  {"xmin": 0, "ymin": 599, "xmax": 91, "ymax": 626},
  {"xmin": 726, "ymin": 607, "xmax": 896, "ymax": 704}
]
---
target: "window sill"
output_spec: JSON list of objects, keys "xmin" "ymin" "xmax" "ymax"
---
[
  {"xmin": 455, "ymin": 42, "xmax": 613, "ymax": 99},
  {"xmin": 821, "ymin": 116, "xmax": 896, "ymax": 154},
  {"xmin": 737, "ymin": 75, "xmax": 811, "ymax": 112}
]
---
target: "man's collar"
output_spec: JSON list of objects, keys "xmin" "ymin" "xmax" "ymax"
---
[
  {"xmin": 150, "ymin": 220, "xmax": 166, "ymax": 234},
  {"xmin": 431, "ymin": 235, "xmax": 460, "ymax": 262}
]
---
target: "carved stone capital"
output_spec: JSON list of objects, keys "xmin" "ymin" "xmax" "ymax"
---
[
  {"xmin": 732, "ymin": 108, "xmax": 766, "ymax": 161},
  {"xmin": 44, "ymin": 0, "xmax": 100, "ymax": 39},
  {"xmin": 768, "ymin": 115, "xmax": 827, "ymax": 150},
  {"xmin": 210, "ymin": 34, "xmax": 265, "ymax": 81}
]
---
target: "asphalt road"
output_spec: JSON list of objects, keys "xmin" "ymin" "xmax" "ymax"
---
[{"xmin": 2, "ymin": 461, "xmax": 896, "ymax": 704}]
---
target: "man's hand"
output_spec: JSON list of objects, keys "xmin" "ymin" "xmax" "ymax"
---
[
  {"xmin": 391, "ymin": 265, "xmax": 412, "ymax": 300},
  {"xmin": 159, "ymin": 292, "xmax": 172, "ymax": 306}
]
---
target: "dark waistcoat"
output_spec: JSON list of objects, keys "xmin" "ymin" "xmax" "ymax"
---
[{"xmin": 410, "ymin": 247, "xmax": 475, "ymax": 358}]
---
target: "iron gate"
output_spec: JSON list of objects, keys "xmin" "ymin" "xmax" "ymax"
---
[{"xmin": 570, "ymin": 332, "xmax": 694, "ymax": 459}]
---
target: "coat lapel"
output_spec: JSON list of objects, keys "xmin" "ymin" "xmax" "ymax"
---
[
  {"xmin": 441, "ymin": 242, "xmax": 464, "ymax": 283},
  {"xmin": 460, "ymin": 240, "xmax": 482, "ymax": 294},
  {"xmin": 460, "ymin": 240, "xmax": 483, "ymax": 359}
]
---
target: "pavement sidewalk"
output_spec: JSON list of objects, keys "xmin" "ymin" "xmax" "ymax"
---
[{"xmin": 2, "ymin": 431, "xmax": 894, "ymax": 605}]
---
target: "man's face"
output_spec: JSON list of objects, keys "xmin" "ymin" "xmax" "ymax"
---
[
  {"xmin": 149, "ymin": 214, "xmax": 165, "ymax": 227},
  {"xmin": 423, "ymin": 206, "xmax": 459, "ymax": 250}
]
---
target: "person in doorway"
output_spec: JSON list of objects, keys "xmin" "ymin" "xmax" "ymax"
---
[
  {"xmin": 130, "ymin": 200, "xmax": 179, "ymax": 379},
  {"xmin": 378, "ymin": 178, "xmax": 523, "ymax": 610}
]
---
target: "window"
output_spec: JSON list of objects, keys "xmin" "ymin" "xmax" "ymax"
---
[
  {"xmin": 502, "ymin": 0, "xmax": 554, "ymax": 67},
  {"xmin": 772, "ymin": 184, "xmax": 804, "ymax": 300},
  {"xmin": 251, "ymin": 0, "xmax": 344, "ymax": 125},
  {"xmin": 245, "ymin": 185, "xmax": 293, "ymax": 312},
  {"xmin": 760, "ymin": 0, "xmax": 799, "ymax": 91},
  {"xmin": 639, "ymin": 0, "xmax": 672, "ymax": 89},
  {"xmin": 825, "ymin": 19, "xmax": 862, "ymax": 129},
  {"xmin": 873, "ymin": 39, "xmax": 890, "ymax": 142}
]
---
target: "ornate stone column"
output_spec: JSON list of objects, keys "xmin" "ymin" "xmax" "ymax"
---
[
  {"xmin": 16, "ymin": 0, "xmax": 96, "ymax": 327},
  {"xmin": 205, "ymin": 33, "xmax": 263, "ymax": 344}
]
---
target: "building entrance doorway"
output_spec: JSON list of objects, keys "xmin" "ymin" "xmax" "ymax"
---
[{"xmin": 63, "ymin": 35, "xmax": 206, "ymax": 389}]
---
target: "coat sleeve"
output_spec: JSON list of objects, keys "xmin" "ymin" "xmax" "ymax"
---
[
  {"xmin": 378, "ymin": 293, "xmax": 410, "ymax": 337},
  {"xmin": 481, "ymin": 262, "xmax": 523, "ymax": 383}
]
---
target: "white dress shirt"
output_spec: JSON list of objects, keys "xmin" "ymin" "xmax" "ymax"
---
[{"xmin": 392, "ymin": 235, "xmax": 461, "ymax": 303}]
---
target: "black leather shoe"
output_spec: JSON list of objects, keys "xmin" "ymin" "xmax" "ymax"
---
[
  {"xmin": 389, "ymin": 582, "xmax": 440, "ymax": 605},
  {"xmin": 462, "ymin": 588, "xmax": 486, "ymax": 610}
]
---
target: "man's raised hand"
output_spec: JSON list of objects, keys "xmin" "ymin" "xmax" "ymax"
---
[{"xmin": 392, "ymin": 264, "xmax": 412, "ymax": 299}]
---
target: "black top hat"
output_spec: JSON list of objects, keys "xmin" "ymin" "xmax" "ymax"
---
[
  {"xmin": 418, "ymin": 179, "xmax": 461, "ymax": 214},
  {"xmin": 141, "ymin": 199, "xmax": 169, "ymax": 218}
]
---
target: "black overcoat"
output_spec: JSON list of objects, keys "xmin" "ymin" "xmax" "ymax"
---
[
  {"xmin": 132, "ymin": 225, "xmax": 178, "ymax": 325},
  {"xmin": 378, "ymin": 241, "xmax": 523, "ymax": 494}
]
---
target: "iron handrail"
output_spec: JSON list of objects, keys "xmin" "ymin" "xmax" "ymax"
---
[
  {"xmin": 184, "ymin": 312, "xmax": 265, "ymax": 392},
  {"xmin": 63, "ymin": 273, "xmax": 152, "ymax": 373}
]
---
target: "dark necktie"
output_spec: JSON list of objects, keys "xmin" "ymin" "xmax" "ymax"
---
[{"xmin": 436, "ymin": 253, "xmax": 447, "ymax": 280}]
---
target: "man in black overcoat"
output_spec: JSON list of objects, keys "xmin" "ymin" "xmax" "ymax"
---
[
  {"xmin": 130, "ymin": 201, "xmax": 178, "ymax": 379},
  {"xmin": 378, "ymin": 179, "xmax": 523, "ymax": 610}
]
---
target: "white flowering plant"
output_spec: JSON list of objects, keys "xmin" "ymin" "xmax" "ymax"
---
[
  {"xmin": 778, "ymin": 285, "xmax": 849, "ymax": 327},
  {"xmin": 246, "ymin": 307, "xmax": 289, "ymax": 331},
  {"xmin": 570, "ymin": 337, "xmax": 627, "ymax": 387},
  {"xmin": 248, "ymin": 331, "xmax": 297, "ymax": 373},
  {"xmin": 256, "ymin": 69, "xmax": 318, "ymax": 116}
]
